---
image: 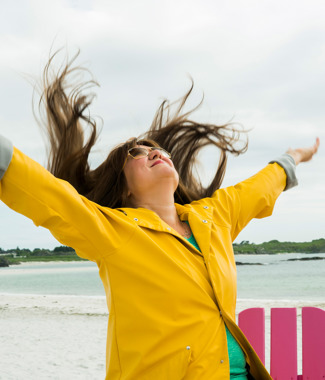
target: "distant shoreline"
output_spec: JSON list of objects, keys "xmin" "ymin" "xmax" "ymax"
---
[
  {"xmin": 1, "ymin": 253, "xmax": 325, "ymax": 269},
  {"xmin": 3, "ymin": 260, "xmax": 88, "ymax": 267},
  {"xmin": 233, "ymin": 238, "xmax": 325, "ymax": 255},
  {"xmin": 1, "ymin": 239, "xmax": 325, "ymax": 267},
  {"xmin": 0, "ymin": 249, "xmax": 87, "ymax": 267}
]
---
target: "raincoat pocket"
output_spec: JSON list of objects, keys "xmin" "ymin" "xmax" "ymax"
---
[{"xmin": 140, "ymin": 346, "xmax": 192, "ymax": 380}]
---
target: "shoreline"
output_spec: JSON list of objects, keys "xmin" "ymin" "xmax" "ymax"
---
[
  {"xmin": 1, "ymin": 251, "xmax": 325, "ymax": 268},
  {"xmin": 1, "ymin": 292, "xmax": 324, "ymax": 311},
  {"xmin": 4, "ymin": 260, "xmax": 91, "ymax": 266}
]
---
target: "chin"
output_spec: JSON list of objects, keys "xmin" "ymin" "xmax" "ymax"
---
[{"xmin": 160, "ymin": 167, "xmax": 178, "ymax": 180}]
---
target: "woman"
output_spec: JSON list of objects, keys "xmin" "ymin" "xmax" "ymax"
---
[{"xmin": 0, "ymin": 53, "xmax": 320, "ymax": 379}]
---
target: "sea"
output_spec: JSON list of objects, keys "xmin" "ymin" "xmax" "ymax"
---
[{"xmin": 0, "ymin": 253, "xmax": 324, "ymax": 379}]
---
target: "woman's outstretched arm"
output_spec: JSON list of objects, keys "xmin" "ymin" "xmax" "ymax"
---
[
  {"xmin": 198, "ymin": 139, "xmax": 320, "ymax": 241},
  {"xmin": 0, "ymin": 135, "xmax": 134, "ymax": 261},
  {"xmin": 231, "ymin": 138, "xmax": 320, "ymax": 239}
]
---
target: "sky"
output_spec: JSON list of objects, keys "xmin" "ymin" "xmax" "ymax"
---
[{"xmin": 0, "ymin": 0, "xmax": 324, "ymax": 250}]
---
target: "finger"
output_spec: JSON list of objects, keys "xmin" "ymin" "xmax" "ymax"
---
[{"xmin": 312, "ymin": 137, "xmax": 320, "ymax": 154}]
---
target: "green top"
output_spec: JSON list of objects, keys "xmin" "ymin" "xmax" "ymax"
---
[{"xmin": 184, "ymin": 223, "xmax": 248, "ymax": 379}]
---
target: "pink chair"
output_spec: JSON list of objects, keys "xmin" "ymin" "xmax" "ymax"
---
[{"xmin": 238, "ymin": 307, "xmax": 325, "ymax": 380}]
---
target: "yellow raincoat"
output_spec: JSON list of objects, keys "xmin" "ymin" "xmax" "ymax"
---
[{"xmin": 0, "ymin": 147, "xmax": 287, "ymax": 379}]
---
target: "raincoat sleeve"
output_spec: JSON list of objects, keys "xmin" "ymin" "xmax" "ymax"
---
[
  {"xmin": 0, "ymin": 135, "xmax": 131, "ymax": 261},
  {"xmin": 228, "ymin": 154, "xmax": 298, "ymax": 240}
]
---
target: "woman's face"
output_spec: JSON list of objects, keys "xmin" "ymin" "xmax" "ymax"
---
[{"xmin": 123, "ymin": 145, "xmax": 179, "ymax": 199}]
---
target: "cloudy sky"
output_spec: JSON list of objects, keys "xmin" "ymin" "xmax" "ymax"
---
[{"xmin": 0, "ymin": 0, "xmax": 324, "ymax": 249}]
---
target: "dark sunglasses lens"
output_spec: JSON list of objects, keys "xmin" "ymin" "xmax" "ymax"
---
[{"xmin": 129, "ymin": 147, "xmax": 148, "ymax": 158}]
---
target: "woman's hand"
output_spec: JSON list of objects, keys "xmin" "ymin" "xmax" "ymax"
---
[{"xmin": 286, "ymin": 137, "xmax": 320, "ymax": 165}]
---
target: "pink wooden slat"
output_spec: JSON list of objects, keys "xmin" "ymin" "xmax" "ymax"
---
[
  {"xmin": 238, "ymin": 307, "xmax": 265, "ymax": 365},
  {"xmin": 270, "ymin": 308, "xmax": 297, "ymax": 380},
  {"xmin": 302, "ymin": 307, "xmax": 325, "ymax": 379}
]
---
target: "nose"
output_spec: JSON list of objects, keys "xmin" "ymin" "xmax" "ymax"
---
[{"xmin": 148, "ymin": 148, "xmax": 162, "ymax": 160}]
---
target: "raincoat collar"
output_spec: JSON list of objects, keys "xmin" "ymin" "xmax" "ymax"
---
[{"xmin": 117, "ymin": 203, "xmax": 213, "ymax": 260}]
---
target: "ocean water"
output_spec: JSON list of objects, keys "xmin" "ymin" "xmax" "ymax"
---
[
  {"xmin": 0, "ymin": 261, "xmax": 104, "ymax": 296},
  {"xmin": 1, "ymin": 253, "xmax": 324, "ymax": 300},
  {"xmin": 0, "ymin": 253, "xmax": 324, "ymax": 379},
  {"xmin": 236, "ymin": 252, "xmax": 325, "ymax": 301}
]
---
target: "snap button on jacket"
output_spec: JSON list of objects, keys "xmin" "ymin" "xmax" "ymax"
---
[{"xmin": 1, "ymin": 148, "xmax": 287, "ymax": 380}]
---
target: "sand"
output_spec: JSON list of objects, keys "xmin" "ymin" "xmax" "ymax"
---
[{"xmin": 1, "ymin": 293, "xmax": 324, "ymax": 378}]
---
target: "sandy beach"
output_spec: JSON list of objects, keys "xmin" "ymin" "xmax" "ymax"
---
[
  {"xmin": 1, "ymin": 293, "xmax": 324, "ymax": 379},
  {"xmin": 1, "ymin": 259, "xmax": 324, "ymax": 379},
  {"xmin": 0, "ymin": 293, "xmax": 108, "ymax": 380}
]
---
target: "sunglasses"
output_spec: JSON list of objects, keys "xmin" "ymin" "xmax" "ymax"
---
[
  {"xmin": 123, "ymin": 146, "xmax": 171, "ymax": 169},
  {"xmin": 128, "ymin": 146, "xmax": 171, "ymax": 159}
]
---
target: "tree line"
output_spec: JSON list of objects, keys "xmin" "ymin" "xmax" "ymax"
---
[
  {"xmin": 0, "ymin": 246, "xmax": 85, "ymax": 266},
  {"xmin": 233, "ymin": 238, "xmax": 325, "ymax": 254},
  {"xmin": 1, "ymin": 238, "xmax": 325, "ymax": 267}
]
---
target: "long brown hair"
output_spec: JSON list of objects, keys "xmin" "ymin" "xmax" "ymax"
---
[{"xmin": 37, "ymin": 51, "xmax": 247, "ymax": 208}]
